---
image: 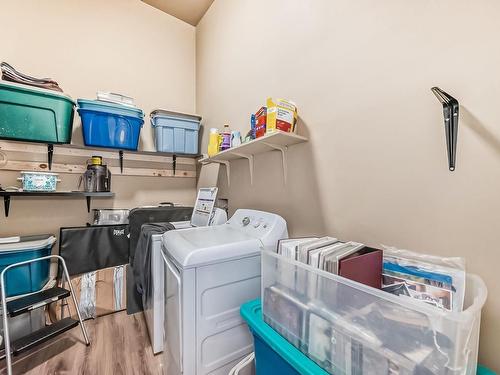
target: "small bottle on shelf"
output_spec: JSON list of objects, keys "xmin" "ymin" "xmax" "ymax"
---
[
  {"xmin": 220, "ymin": 124, "xmax": 232, "ymax": 151},
  {"xmin": 207, "ymin": 128, "xmax": 220, "ymax": 157}
]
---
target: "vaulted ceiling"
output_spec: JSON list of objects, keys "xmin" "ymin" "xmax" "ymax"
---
[{"xmin": 142, "ymin": 0, "xmax": 214, "ymax": 26}]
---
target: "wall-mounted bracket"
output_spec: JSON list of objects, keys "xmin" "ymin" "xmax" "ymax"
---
[
  {"xmin": 431, "ymin": 87, "xmax": 459, "ymax": 171},
  {"xmin": 47, "ymin": 144, "xmax": 54, "ymax": 171},
  {"xmin": 203, "ymin": 160, "xmax": 231, "ymax": 185},
  {"xmin": 262, "ymin": 142, "xmax": 288, "ymax": 184},
  {"xmin": 3, "ymin": 195, "xmax": 10, "ymax": 217},
  {"xmin": 86, "ymin": 196, "xmax": 92, "ymax": 212},
  {"xmin": 232, "ymin": 153, "xmax": 254, "ymax": 185},
  {"xmin": 119, "ymin": 150, "xmax": 124, "ymax": 173}
]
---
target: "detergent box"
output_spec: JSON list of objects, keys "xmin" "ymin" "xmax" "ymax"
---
[
  {"xmin": 255, "ymin": 107, "xmax": 267, "ymax": 138},
  {"xmin": 266, "ymin": 98, "xmax": 297, "ymax": 133}
]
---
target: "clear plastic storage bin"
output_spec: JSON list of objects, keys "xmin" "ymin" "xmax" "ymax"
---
[{"xmin": 261, "ymin": 251, "xmax": 487, "ymax": 375}]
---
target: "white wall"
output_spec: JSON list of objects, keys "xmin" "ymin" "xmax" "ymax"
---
[{"xmin": 196, "ymin": 0, "xmax": 500, "ymax": 370}]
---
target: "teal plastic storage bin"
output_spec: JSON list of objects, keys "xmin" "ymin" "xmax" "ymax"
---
[
  {"xmin": 478, "ymin": 365, "xmax": 497, "ymax": 375},
  {"xmin": 0, "ymin": 235, "xmax": 55, "ymax": 297},
  {"xmin": 0, "ymin": 81, "xmax": 75, "ymax": 144},
  {"xmin": 150, "ymin": 109, "xmax": 201, "ymax": 154},
  {"xmin": 242, "ymin": 299, "xmax": 496, "ymax": 375},
  {"xmin": 241, "ymin": 299, "xmax": 328, "ymax": 375}
]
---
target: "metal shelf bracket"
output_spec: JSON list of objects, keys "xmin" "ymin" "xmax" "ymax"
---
[
  {"xmin": 47, "ymin": 144, "xmax": 54, "ymax": 171},
  {"xmin": 262, "ymin": 142, "xmax": 289, "ymax": 184},
  {"xmin": 119, "ymin": 150, "xmax": 124, "ymax": 173},
  {"xmin": 232, "ymin": 153, "xmax": 254, "ymax": 185},
  {"xmin": 202, "ymin": 160, "xmax": 231, "ymax": 186},
  {"xmin": 3, "ymin": 195, "xmax": 10, "ymax": 217}
]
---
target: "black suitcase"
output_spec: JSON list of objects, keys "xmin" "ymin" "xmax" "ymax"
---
[
  {"xmin": 59, "ymin": 224, "xmax": 130, "ymax": 276},
  {"xmin": 127, "ymin": 204, "xmax": 193, "ymax": 314},
  {"xmin": 128, "ymin": 204, "xmax": 193, "ymax": 264}
]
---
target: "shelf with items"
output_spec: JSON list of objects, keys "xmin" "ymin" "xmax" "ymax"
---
[
  {"xmin": 0, "ymin": 140, "xmax": 198, "ymax": 178},
  {"xmin": 0, "ymin": 191, "xmax": 115, "ymax": 217},
  {"xmin": 199, "ymin": 130, "xmax": 308, "ymax": 185}
]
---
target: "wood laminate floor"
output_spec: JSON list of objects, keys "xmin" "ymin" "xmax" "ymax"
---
[{"xmin": 0, "ymin": 311, "xmax": 162, "ymax": 375}]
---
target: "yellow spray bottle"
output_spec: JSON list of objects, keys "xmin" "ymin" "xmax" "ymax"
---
[{"xmin": 207, "ymin": 128, "xmax": 220, "ymax": 157}]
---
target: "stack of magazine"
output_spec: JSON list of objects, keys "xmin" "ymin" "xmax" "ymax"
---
[
  {"xmin": 382, "ymin": 247, "xmax": 466, "ymax": 312},
  {"xmin": 277, "ymin": 237, "xmax": 382, "ymax": 289},
  {"xmin": 278, "ymin": 237, "xmax": 363, "ymax": 273}
]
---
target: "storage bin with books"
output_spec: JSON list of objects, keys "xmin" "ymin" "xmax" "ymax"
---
[{"xmin": 261, "ymin": 243, "xmax": 487, "ymax": 375}]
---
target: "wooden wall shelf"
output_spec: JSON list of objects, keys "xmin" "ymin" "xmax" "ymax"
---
[
  {"xmin": 0, "ymin": 141, "xmax": 197, "ymax": 178},
  {"xmin": 0, "ymin": 191, "xmax": 115, "ymax": 217}
]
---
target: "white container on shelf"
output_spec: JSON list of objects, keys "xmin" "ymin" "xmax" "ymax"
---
[
  {"xmin": 261, "ymin": 251, "xmax": 487, "ymax": 375},
  {"xmin": 17, "ymin": 171, "xmax": 60, "ymax": 192}
]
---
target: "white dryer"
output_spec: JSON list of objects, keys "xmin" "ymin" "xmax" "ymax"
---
[
  {"xmin": 161, "ymin": 209, "xmax": 288, "ymax": 375},
  {"xmin": 143, "ymin": 188, "xmax": 227, "ymax": 354}
]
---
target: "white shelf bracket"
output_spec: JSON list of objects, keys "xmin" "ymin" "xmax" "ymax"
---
[
  {"xmin": 219, "ymin": 160, "xmax": 231, "ymax": 186},
  {"xmin": 201, "ymin": 159, "xmax": 231, "ymax": 186},
  {"xmin": 232, "ymin": 152, "xmax": 255, "ymax": 185},
  {"xmin": 263, "ymin": 142, "xmax": 289, "ymax": 184}
]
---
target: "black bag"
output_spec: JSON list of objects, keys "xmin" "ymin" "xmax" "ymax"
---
[
  {"xmin": 128, "ymin": 204, "xmax": 193, "ymax": 264},
  {"xmin": 59, "ymin": 224, "xmax": 129, "ymax": 276},
  {"xmin": 126, "ymin": 204, "xmax": 193, "ymax": 314}
]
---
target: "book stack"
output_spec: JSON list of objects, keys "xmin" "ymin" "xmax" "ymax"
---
[{"xmin": 277, "ymin": 237, "xmax": 383, "ymax": 289}]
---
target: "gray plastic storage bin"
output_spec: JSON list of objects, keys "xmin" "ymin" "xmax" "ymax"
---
[
  {"xmin": 261, "ymin": 251, "xmax": 487, "ymax": 375},
  {"xmin": 150, "ymin": 109, "xmax": 201, "ymax": 155}
]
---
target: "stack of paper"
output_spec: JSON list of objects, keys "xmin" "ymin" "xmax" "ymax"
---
[{"xmin": 96, "ymin": 91, "xmax": 136, "ymax": 108}]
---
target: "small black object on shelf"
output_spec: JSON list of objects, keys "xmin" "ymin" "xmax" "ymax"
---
[
  {"xmin": 431, "ymin": 87, "xmax": 459, "ymax": 171},
  {"xmin": 0, "ymin": 191, "xmax": 114, "ymax": 217}
]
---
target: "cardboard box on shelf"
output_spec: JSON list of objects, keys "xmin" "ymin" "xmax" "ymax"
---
[{"xmin": 266, "ymin": 98, "xmax": 297, "ymax": 133}]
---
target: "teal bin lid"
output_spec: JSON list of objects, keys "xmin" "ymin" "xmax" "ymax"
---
[
  {"xmin": 77, "ymin": 99, "xmax": 144, "ymax": 120},
  {"xmin": 241, "ymin": 299, "xmax": 495, "ymax": 375},
  {"xmin": 240, "ymin": 299, "xmax": 329, "ymax": 375}
]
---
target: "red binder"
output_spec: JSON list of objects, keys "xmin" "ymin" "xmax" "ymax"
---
[{"xmin": 338, "ymin": 247, "xmax": 383, "ymax": 289}]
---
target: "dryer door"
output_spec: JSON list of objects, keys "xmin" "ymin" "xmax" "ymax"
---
[{"xmin": 162, "ymin": 251, "xmax": 183, "ymax": 375}]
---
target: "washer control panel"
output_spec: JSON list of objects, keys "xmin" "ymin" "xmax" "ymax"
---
[{"xmin": 227, "ymin": 209, "xmax": 288, "ymax": 249}]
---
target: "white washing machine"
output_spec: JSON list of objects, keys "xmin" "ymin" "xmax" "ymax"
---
[
  {"xmin": 161, "ymin": 209, "xmax": 288, "ymax": 375},
  {"xmin": 143, "ymin": 188, "xmax": 227, "ymax": 354}
]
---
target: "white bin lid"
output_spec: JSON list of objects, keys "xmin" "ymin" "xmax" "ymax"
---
[{"xmin": 0, "ymin": 235, "xmax": 56, "ymax": 252}]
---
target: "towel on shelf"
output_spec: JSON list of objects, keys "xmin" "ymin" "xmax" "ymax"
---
[{"xmin": 1, "ymin": 62, "xmax": 63, "ymax": 92}]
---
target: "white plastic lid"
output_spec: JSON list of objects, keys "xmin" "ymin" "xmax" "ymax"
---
[
  {"xmin": 0, "ymin": 235, "xmax": 56, "ymax": 252},
  {"xmin": 20, "ymin": 171, "xmax": 58, "ymax": 176}
]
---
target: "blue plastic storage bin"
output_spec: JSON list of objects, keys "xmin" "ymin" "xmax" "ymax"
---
[
  {"xmin": 77, "ymin": 99, "xmax": 144, "ymax": 150},
  {"xmin": 0, "ymin": 235, "xmax": 55, "ymax": 297},
  {"xmin": 150, "ymin": 109, "xmax": 201, "ymax": 154}
]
